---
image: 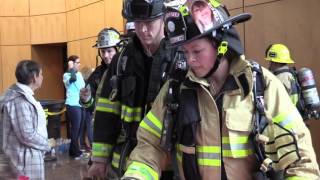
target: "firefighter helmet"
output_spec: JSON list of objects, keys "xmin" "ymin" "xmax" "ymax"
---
[
  {"xmin": 122, "ymin": 0, "xmax": 165, "ymax": 21},
  {"xmin": 164, "ymin": 1, "xmax": 251, "ymax": 56},
  {"xmin": 265, "ymin": 44, "xmax": 294, "ymax": 64},
  {"xmin": 93, "ymin": 28, "xmax": 121, "ymax": 49}
]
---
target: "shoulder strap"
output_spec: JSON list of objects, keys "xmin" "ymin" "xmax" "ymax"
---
[
  {"xmin": 250, "ymin": 61, "xmax": 269, "ymax": 162},
  {"xmin": 116, "ymin": 45, "xmax": 128, "ymax": 76},
  {"xmin": 273, "ymin": 68, "xmax": 291, "ymax": 76},
  {"xmin": 160, "ymin": 79, "xmax": 181, "ymax": 151}
]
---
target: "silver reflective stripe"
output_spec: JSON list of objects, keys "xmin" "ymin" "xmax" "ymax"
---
[
  {"xmin": 198, "ymin": 152, "xmax": 220, "ymax": 159},
  {"xmin": 196, "ymin": 146, "xmax": 222, "ymax": 166},
  {"xmin": 222, "ymin": 143, "xmax": 251, "ymax": 150},
  {"xmin": 141, "ymin": 116, "xmax": 162, "ymax": 136},
  {"xmin": 121, "ymin": 105, "xmax": 142, "ymax": 122},
  {"xmin": 96, "ymin": 98, "xmax": 120, "ymax": 114},
  {"xmin": 278, "ymin": 109, "xmax": 299, "ymax": 128}
]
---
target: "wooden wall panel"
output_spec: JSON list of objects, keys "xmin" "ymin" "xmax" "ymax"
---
[
  {"xmin": 245, "ymin": 0, "xmax": 281, "ymax": 7},
  {"xmin": 66, "ymin": 0, "xmax": 80, "ymax": 11},
  {"xmin": 221, "ymin": 0, "xmax": 243, "ymax": 10},
  {"xmin": 31, "ymin": 45, "xmax": 65, "ymax": 100},
  {"xmin": 0, "ymin": 17, "xmax": 30, "ymax": 45},
  {"xmin": 67, "ymin": 9, "xmax": 80, "ymax": 41},
  {"xmin": 80, "ymin": 1, "xmax": 105, "ymax": 38},
  {"xmin": 245, "ymin": 0, "xmax": 320, "ymax": 69},
  {"xmin": 67, "ymin": 41, "xmax": 81, "ymax": 58},
  {"xmin": 0, "ymin": 46, "xmax": 3, "ymax": 94},
  {"xmin": 1, "ymin": 45, "xmax": 31, "ymax": 90},
  {"xmin": 30, "ymin": 0, "xmax": 66, "ymax": 15},
  {"xmin": 105, "ymin": 0, "xmax": 124, "ymax": 32},
  {"xmin": 80, "ymin": 38, "xmax": 98, "ymax": 69},
  {"xmin": 80, "ymin": 0, "xmax": 101, "ymax": 7},
  {"xmin": 30, "ymin": 13, "xmax": 67, "ymax": 44},
  {"xmin": 0, "ymin": 0, "xmax": 29, "ymax": 16}
]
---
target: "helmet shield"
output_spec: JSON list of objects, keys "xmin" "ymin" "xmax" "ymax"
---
[
  {"xmin": 122, "ymin": 0, "xmax": 165, "ymax": 21},
  {"xmin": 94, "ymin": 28, "xmax": 121, "ymax": 49},
  {"xmin": 164, "ymin": 3, "xmax": 251, "ymax": 55}
]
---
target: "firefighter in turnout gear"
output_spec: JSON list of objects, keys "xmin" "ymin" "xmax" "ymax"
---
[
  {"xmin": 265, "ymin": 43, "xmax": 300, "ymax": 107},
  {"xmin": 122, "ymin": 1, "xmax": 320, "ymax": 180},
  {"xmin": 80, "ymin": 27, "xmax": 122, "ymax": 111},
  {"xmin": 88, "ymin": 0, "xmax": 182, "ymax": 179}
]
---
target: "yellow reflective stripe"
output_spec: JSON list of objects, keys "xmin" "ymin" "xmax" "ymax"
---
[
  {"xmin": 222, "ymin": 136, "xmax": 253, "ymax": 157},
  {"xmin": 111, "ymin": 152, "xmax": 129, "ymax": 169},
  {"xmin": 197, "ymin": 146, "xmax": 221, "ymax": 153},
  {"xmin": 125, "ymin": 161, "xmax": 159, "ymax": 180},
  {"xmin": 92, "ymin": 143, "xmax": 113, "ymax": 158},
  {"xmin": 273, "ymin": 109, "xmax": 300, "ymax": 129},
  {"xmin": 111, "ymin": 152, "xmax": 120, "ymax": 168},
  {"xmin": 121, "ymin": 105, "xmax": 142, "ymax": 122},
  {"xmin": 223, "ymin": 149, "xmax": 254, "ymax": 157},
  {"xmin": 197, "ymin": 159, "xmax": 221, "ymax": 166},
  {"xmin": 196, "ymin": 146, "xmax": 221, "ymax": 167},
  {"xmin": 139, "ymin": 112, "xmax": 162, "ymax": 138},
  {"xmin": 95, "ymin": 97, "xmax": 120, "ymax": 115},
  {"xmin": 178, "ymin": 5, "xmax": 189, "ymax": 16},
  {"xmin": 285, "ymin": 176, "xmax": 306, "ymax": 180},
  {"xmin": 290, "ymin": 94, "xmax": 298, "ymax": 105},
  {"xmin": 83, "ymin": 98, "xmax": 94, "ymax": 108},
  {"xmin": 176, "ymin": 151, "xmax": 182, "ymax": 162},
  {"xmin": 208, "ymin": 0, "xmax": 221, "ymax": 7}
]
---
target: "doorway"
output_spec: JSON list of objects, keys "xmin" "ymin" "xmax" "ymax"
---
[{"xmin": 31, "ymin": 43, "xmax": 67, "ymax": 100}]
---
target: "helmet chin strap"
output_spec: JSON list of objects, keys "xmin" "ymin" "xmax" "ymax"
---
[{"xmin": 203, "ymin": 41, "xmax": 228, "ymax": 78}]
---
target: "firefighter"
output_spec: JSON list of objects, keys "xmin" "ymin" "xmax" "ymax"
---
[
  {"xmin": 87, "ymin": 0, "xmax": 179, "ymax": 179},
  {"xmin": 122, "ymin": 1, "xmax": 320, "ymax": 180},
  {"xmin": 265, "ymin": 43, "xmax": 300, "ymax": 106},
  {"xmin": 80, "ymin": 27, "xmax": 122, "ymax": 110}
]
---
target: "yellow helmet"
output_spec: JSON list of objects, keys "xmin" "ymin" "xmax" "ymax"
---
[{"xmin": 265, "ymin": 44, "xmax": 294, "ymax": 64}]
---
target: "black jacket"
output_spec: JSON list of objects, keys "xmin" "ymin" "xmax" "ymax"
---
[{"xmin": 92, "ymin": 35, "xmax": 177, "ymax": 170}]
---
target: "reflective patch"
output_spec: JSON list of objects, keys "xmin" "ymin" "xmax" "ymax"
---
[{"xmin": 140, "ymin": 111, "xmax": 162, "ymax": 138}]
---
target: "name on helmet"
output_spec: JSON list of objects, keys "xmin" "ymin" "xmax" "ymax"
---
[{"xmin": 165, "ymin": 11, "xmax": 181, "ymax": 19}]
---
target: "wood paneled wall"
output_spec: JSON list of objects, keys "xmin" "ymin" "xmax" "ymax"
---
[
  {"xmin": 30, "ymin": 14, "xmax": 67, "ymax": 44},
  {"xmin": 0, "ymin": 0, "xmax": 29, "ymax": 16},
  {"xmin": 30, "ymin": 0, "xmax": 66, "ymax": 15},
  {"xmin": 0, "ymin": 47, "xmax": 2, "ymax": 92},
  {"xmin": 79, "ymin": 1, "xmax": 105, "ymax": 38},
  {"xmin": 0, "ymin": 0, "xmax": 124, "ymax": 94},
  {"xmin": 0, "ymin": 17, "xmax": 31, "ymax": 45},
  {"xmin": 1, "ymin": 46, "xmax": 32, "ymax": 90}
]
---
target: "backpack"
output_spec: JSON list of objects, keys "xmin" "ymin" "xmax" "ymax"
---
[{"xmin": 273, "ymin": 67, "xmax": 306, "ymax": 118}]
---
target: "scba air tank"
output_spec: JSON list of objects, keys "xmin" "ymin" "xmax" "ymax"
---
[{"xmin": 297, "ymin": 68, "xmax": 320, "ymax": 110}]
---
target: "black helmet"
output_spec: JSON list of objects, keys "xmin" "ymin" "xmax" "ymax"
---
[
  {"xmin": 122, "ymin": 0, "xmax": 166, "ymax": 21},
  {"xmin": 93, "ymin": 28, "xmax": 121, "ymax": 49},
  {"xmin": 164, "ymin": 2, "xmax": 251, "ymax": 56}
]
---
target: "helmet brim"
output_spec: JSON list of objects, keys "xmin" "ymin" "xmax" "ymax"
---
[
  {"xmin": 168, "ymin": 13, "xmax": 252, "ymax": 48},
  {"xmin": 124, "ymin": 13, "xmax": 164, "ymax": 22}
]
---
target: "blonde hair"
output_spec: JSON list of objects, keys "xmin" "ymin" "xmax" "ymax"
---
[{"xmin": 80, "ymin": 66, "xmax": 93, "ymax": 81}]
